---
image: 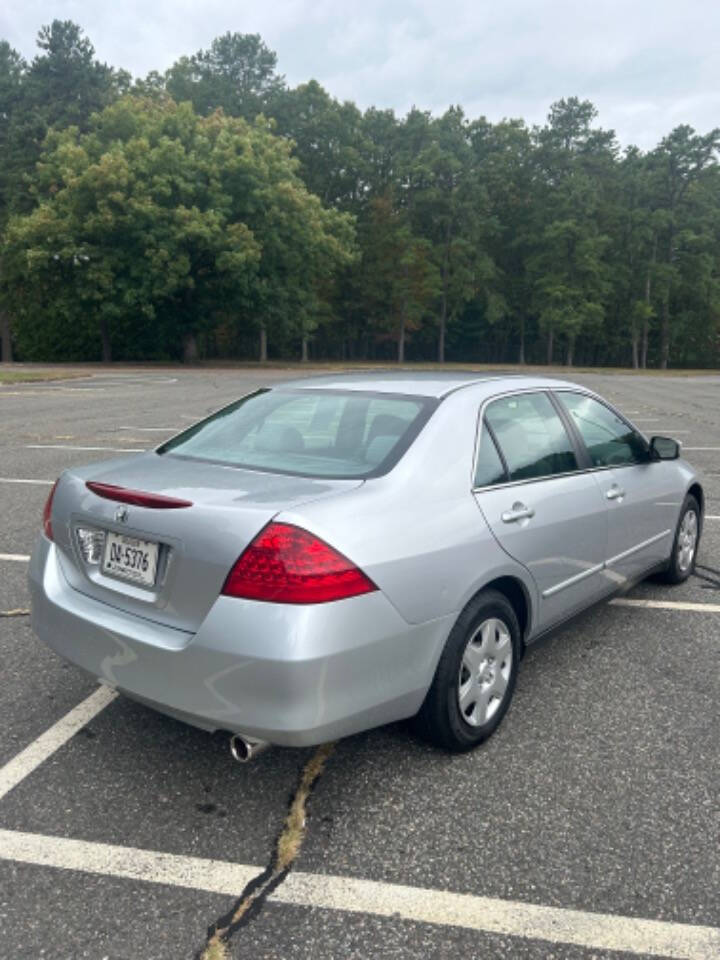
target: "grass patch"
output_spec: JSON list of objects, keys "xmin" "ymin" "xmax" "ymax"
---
[
  {"xmin": 2, "ymin": 360, "xmax": 718, "ymax": 381},
  {"xmin": 274, "ymin": 742, "xmax": 334, "ymax": 873},
  {"xmin": 200, "ymin": 942, "xmax": 230, "ymax": 960},
  {"xmin": 198, "ymin": 359, "xmax": 719, "ymax": 377},
  {"xmin": 0, "ymin": 369, "xmax": 85, "ymax": 384}
]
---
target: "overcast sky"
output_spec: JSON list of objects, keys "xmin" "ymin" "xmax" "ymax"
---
[{"xmin": 2, "ymin": 1, "xmax": 719, "ymax": 149}]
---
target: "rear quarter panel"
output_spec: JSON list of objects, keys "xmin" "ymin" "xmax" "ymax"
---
[{"xmin": 279, "ymin": 388, "xmax": 539, "ymax": 629}]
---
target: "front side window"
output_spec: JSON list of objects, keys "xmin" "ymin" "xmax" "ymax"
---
[
  {"xmin": 484, "ymin": 392, "xmax": 578, "ymax": 482},
  {"xmin": 557, "ymin": 392, "xmax": 648, "ymax": 467},
  {"xmin": 158, "ymin": 389, "xmax": 434, "ymax": 479}
]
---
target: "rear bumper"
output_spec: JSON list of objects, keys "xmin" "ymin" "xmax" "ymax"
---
[{"xmin": 29, "ymin": 537, "xmax": 452, "ymax": 746}]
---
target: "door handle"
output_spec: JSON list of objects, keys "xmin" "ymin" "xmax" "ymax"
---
[
  {"xmin": 606, "ymin": 485, "xmax": 625, "ymax": 501},
  {"xmin": 501, "ymin": 502, "xmax": 535, "ymax": 523}
]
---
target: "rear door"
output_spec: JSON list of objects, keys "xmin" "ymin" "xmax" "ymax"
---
[
  {"xmin": 554, "ymin": 390, "xmax": 677, "ymax": 585},
  {"xmin": 473, "ymin": 390, "xmax": 609, "ymax": 632}
]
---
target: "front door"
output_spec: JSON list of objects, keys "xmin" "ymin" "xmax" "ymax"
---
[
  {"xmin": 554, "ymin": 391, "xmax": 676, "ymax": 586},
  {"xmin": 473, "ymin": 391, "xmax": 609, "ymax": 633}
]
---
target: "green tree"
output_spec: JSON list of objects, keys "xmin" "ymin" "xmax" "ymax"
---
[
  {"xmin": 646, "ymin": 125, "xmax": 720, "ymax": 367},
  {"xmin": 6, "ymin": 20, "xmax": 127, "ymax": 214},
  {"xmin": 406, "ymin": 107, "xmax": 495, "ymax": 361},
  {"xmin": 0, "ymin": 41, "xmax": 25, "ymax": 216},
  {"xmin": 3, "ymin": 21, "xmax": 720, "ymax": 368},
  {"xmin": 1, "ymin": 21, "xmax": 126, "ymax": 360},
  {"xmin": 470, "ymin": 117, "xmax": 536, "ymax": 363},
  {"xmin": 165, "ymin": 33, "xmax": 284, "ymax": 121},
  {"xmin": 0, "ymin": 40, "xmax": 26, "ymax": 360},
  {"xmin": 270, "ymin": 80, "xmax": 369, "ymax": 210},
  {"xmin": 359, "ymin": 192, "xmax": 439, "ymax": 361},
  {"xmin": 530, "ymin": 99, "xmax": 613, "ymax": 364},
  {"xmin": 361, "ymin": 107, "xmax": 400, "ymax": 196},
  {"xmin": 601, "ymin": 146, "xmax": 659, "ymax": 368},
  {"xmin": 1, "ymin": 96, "xmax": 355, "ymax": 363}
]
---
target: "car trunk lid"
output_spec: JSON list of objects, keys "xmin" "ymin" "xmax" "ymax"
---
[{"xmin": 52, "ymin": 453, "xmax": 363, "ymax": 632}]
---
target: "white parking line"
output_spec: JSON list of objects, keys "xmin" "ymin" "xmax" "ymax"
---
[
  {"xmin": 706, "ymin": 515, "xmax": 720, "ymax": 520},
  {"xmin": 0, "ymin": 828, "xmax": 259, "ymax": 897},
  {"xmin": 0, "ymin": 478, "xmax": 53, "ymax": 486},
  {"xmin": 684, "ymin": 447, "xmax": 720, "ymax": 451},
  {"xmin": 0, "ymin": 553, "xmax": 30, "ymax": 562},
  {"xmin": 280, "ymin": 872, "xmax": 720, "ymax": 959},
  {"xmin": 47, "ymin": 387, "xmax": 106, "ymax": 393},
  {"xmin": 0, "ymin": 391, "xmax": 66, "ymax": 397},
  {"xmin": 0, "ymin": 387, "xmax": 106, "ymax": 394},
  {"xmin": 89, "ymin": 376, "xmax": 179, "ymax": 385},
  {"xmin": 26, "ymin": 444, "xmax": 145, "ymax": 453},
  {"xmin": 0, "ymin": 830, "xmax": 717, "ymax": 958},
  {"xmin": 118, "ymin": 426, "xmax": 179, "ymax": 432},
  {"xmin": 0, "ymin": 658, "xmax": 718, "ymax": 957},
  {"xmin": 53, "ymin": 375, "xmax": 179, "ymax": 385},
  {"xmin": 611, "ymin": 598, "xmax": 720, "ymax": 613},
  {"xmin": 0, "ymin": 686, "xmax": 117, "ymax": 801},
  {"xmin": 0, "ymin": 387, "xmax": 105, "ymax": 394}
]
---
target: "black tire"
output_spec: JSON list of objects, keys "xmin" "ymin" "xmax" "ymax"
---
[
  {"xmin": 414, "ymin": 589, "xmax": 521, "ymax": 752},
  {"xmin": 656, "ymin": 494, "xmax": 701, "ymax": 585}
]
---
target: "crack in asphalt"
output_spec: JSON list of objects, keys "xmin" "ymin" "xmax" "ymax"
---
[
  {"xmin": 693, "ymin": 564, "xmax": 720, "ymax": 590},
  {"xmin": 189, "ymin": 561, "xmax": 716, "ymax": 959},
  {"xmin": 196, "ymin": 741, "xmax": 336, "ymax": 960}
]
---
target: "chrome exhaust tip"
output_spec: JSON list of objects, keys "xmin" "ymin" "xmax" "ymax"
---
[{"xmin": 229, "ymin": 733, "xmax": 270, "ymax": 763}]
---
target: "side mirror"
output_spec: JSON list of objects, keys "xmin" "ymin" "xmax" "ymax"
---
[{"xmin": 650, "ymin": 436, "xmax": 680, "ymax": 460}]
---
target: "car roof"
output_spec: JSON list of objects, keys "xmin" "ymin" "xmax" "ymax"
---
[{"xmin": 274, "ymin": 372, "xmax": 580, "ymax": 400}]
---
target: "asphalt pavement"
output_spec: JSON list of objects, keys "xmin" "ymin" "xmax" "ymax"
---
[{"xmin": 0, "ymin": 365, "xmax": 718, "ymax": 959}]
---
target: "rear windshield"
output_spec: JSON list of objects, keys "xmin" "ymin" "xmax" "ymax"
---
[{"xmin": 158, "ymin": 389, "xmax": 436, "ymax": 479}]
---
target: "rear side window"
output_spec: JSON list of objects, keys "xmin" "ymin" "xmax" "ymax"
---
[
  {"xmin": 474, "ymin": 425, "xmax": 508, "ymax": 487},
  {"xmin": 158, "ymin": 390, "xmax": 434, "ymax": 479},
  {"xmin": 485, "ymin": 392, "xmax": 578, "ymax": 482},
  {"xmin": 557, "ymin": 392, "xmax": 649, "ymax": 467}
]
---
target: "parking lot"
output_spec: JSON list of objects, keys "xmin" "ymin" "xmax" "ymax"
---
[{"xmin": 0, "ymin": 366, "xmax": 718, "ymax": 960}]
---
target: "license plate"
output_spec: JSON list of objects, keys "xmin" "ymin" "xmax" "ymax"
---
[{"xmin": 102, "ymin": 532, "xmax": 158, "ymax": 588}]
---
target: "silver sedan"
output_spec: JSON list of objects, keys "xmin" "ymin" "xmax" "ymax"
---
[{"xmin": 30, "ymin": 374, "xmax": 703, "ymax": 755}]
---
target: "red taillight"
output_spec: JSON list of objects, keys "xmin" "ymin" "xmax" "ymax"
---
[
  {"xmin": 222, "ymin": 522, "xmax": 377, "ymax": 604},
  {"xmin": 43, "ymin": 480, "xmax": 59, "ymax": 541},
  {"xmin": 86, "ymin": 482, "xmax": 193, "ymax": 509}
]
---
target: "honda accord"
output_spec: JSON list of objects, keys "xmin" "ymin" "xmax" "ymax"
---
[{"xmin": 29, "ymin": 374, "xmax": 702, "ymax": 754}]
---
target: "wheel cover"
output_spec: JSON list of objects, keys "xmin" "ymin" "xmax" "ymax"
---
[
  {"xmin": 457, "ymin": 617, "xmax": 513, "ymax": 727},
  {"xmin": 677, "ymin": 509, "xmax": 698, "ymax": 572}
]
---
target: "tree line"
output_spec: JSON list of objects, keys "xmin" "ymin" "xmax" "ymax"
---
[{"xmin": 1, "ymin": 21, "xmax": 719, "ymax": 368}]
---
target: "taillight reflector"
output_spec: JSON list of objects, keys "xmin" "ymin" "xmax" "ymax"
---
[
  {"xmin": 222, "ymin": 522, "xmax": 377, "ymax": 604},
  {"xmin": 86, "ymin": 482, "xmax": 192, "ymax": 509},
  {"xmin": 43, "ymin": 479, "xmax": 59, "ymax": 541}
]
